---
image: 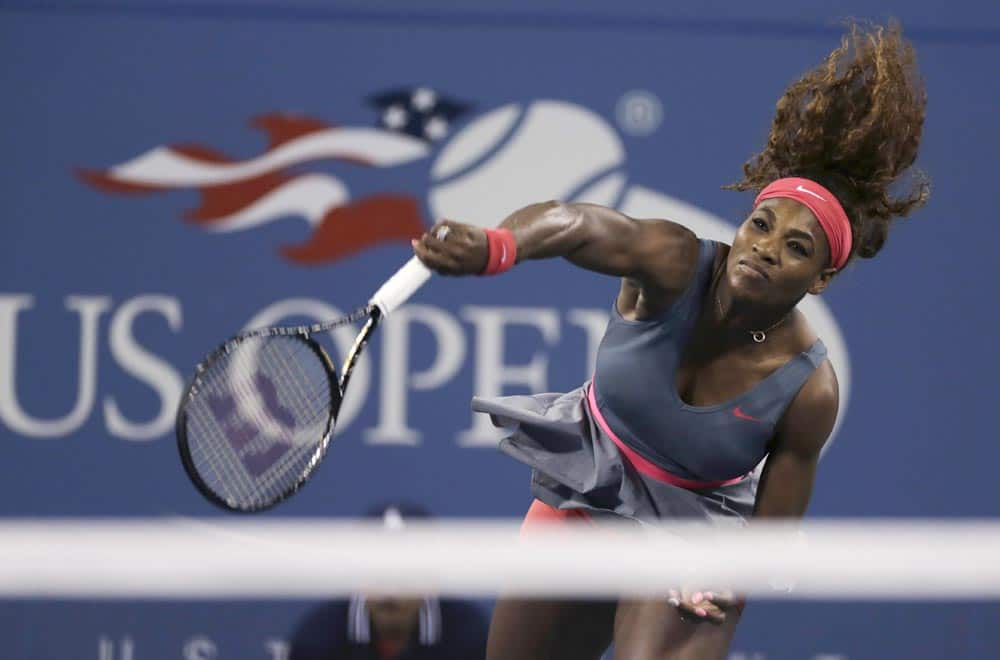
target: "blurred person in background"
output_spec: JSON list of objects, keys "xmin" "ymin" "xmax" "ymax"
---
[{"xmin": 289, "ymin": 502, "xmax": 490, "ymax": 660}]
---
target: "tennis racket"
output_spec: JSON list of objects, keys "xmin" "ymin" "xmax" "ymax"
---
[{"xmin": 176, "ymin": 253, "xmax": 435, "ymax": 512}]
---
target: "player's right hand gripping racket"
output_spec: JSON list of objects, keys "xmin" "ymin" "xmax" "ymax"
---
[{"xmin": 176, "ymin": 255, "xmax": 433, "ymax": 512}]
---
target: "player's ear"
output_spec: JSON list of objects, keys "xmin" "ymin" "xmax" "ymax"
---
[{"xmin": 808, "ymin": 267, "xmax": 836, "ymax": 295}]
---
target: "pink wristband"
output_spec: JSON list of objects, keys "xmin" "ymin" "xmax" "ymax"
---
[{"xmin": 480, "ymin": 228, "xmax": 517, "ymax": 275}]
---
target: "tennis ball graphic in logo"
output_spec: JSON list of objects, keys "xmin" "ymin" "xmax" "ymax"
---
[{"xmin": 428, "ymin": 101, "xmax": 627, "ymax": 227}]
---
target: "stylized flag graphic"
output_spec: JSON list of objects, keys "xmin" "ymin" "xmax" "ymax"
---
[{"xmin": 78, "ymin": 89, "xmax": 470, "ymax": 264}]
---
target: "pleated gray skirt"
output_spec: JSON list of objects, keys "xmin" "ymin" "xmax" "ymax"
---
[{"xmin": 472, "ymin": 384, "xmax": 759, "ymax": 527}]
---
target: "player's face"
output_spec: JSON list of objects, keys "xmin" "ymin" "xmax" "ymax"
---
[{"xmin": 727, "ymin": 198, "xmax": 835, "ymax": 304}]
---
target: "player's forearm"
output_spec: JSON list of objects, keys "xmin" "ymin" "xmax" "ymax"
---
[
  {"xmin": 501, "ymin": 201, "xmax": 641, "ymax": 276},
  {"xmin": 411, "ymin": 201, "xmax": 660, "ymax": 278}
]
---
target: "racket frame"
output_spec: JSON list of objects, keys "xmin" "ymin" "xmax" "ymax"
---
[
  {"xmin": 176, "ymin": 306, "xmax": 376, "ymax": 512},
  {"xmin": 177, "ymin": 249, "xmax": 428, "ymax": 512}
]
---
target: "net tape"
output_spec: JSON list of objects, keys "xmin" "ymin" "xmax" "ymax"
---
[{"xmin": 2, "ymin": 519, "xmax": 998, "ymax": 600}]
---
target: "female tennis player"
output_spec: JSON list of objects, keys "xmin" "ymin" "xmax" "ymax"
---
[{"xmin": 413, "ymin": 22, "xmax": 927, "ymax": 660}]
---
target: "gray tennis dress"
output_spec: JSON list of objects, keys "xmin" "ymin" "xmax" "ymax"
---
[{"xmin": 472, "ymin": 239, "xmax": 828, "ymax": 526}]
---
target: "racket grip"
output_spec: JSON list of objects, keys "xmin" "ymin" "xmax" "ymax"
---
[{"xmin": 370, "ymin": 256, "xmax": 433, "ymax": 316}]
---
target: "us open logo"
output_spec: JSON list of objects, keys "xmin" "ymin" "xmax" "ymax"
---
[{"xmin": 1, "ymin": 91, "xmax": 849, "ymax": 450}]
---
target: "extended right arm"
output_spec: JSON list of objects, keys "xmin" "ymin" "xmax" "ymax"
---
[{"xmin": 412, "ymin": 201, "xmax": 699, "ymax": 298}]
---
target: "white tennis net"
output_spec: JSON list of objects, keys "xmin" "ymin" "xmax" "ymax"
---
[{"xmin": 2, "ymin": 518, "xmax": 997, "ymax": 600}]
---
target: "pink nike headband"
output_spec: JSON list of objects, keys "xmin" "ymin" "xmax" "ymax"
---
[{"xmin": 754, "ymin": 177, "xmax": 853, "ymax": 270}]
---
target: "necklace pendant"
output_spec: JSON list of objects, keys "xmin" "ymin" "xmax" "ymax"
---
[{"xmin": 752, "ymin": 330, "xmax": 766, "ymax": 343}]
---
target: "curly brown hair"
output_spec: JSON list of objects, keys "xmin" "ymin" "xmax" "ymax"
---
[{"xmin": 727, "ymin": 21, "xmax": 929, "ymax": 264}]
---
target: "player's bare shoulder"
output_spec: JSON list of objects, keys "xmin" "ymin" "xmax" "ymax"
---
[
  {"xmin": 618, "ymin": 220, "xmax": 701, "ymax": 319},
  {"xmin": 632, "ymin": 219, "xmax": 700, "ymax": 293}
]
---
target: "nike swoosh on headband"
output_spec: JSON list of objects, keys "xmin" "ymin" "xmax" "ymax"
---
[{"xmin": 795, "ymin": 184, "xmax": 826, "ymax": 201}]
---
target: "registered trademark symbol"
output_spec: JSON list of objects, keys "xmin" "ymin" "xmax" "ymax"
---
[{"xmin": 615, "ymin": 90, "xmax": 663, "ymax": 136}]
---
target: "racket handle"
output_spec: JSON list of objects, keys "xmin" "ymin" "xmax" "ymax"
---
[{"xmin": 370, "ymin": 256, "xmax": 433, "ymax": 316}]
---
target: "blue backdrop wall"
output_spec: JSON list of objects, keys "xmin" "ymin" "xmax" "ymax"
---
[{"xmin": 2, "ymin": 1, "xmax": 999, "ymax": 658}]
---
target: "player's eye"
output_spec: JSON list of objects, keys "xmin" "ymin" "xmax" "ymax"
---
[
  {"xmin": 789, "ymin": 241, "xmax": 807, "ymax": 256},
  {"xmin": 752, "ymin": 217, "xmax": 768, "ymax": 231}
]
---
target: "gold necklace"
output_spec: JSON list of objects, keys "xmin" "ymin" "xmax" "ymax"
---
[{"xmin": 716, "ymin": 294, "xmax": 787, "ymax": 343}]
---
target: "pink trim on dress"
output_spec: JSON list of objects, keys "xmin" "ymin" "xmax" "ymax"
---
[{"xmin": 586, "ymin": 384, "xmax": 746, "ymax": 490}]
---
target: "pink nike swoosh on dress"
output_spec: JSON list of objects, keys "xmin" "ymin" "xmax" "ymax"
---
[{"xmin": 732, "ymin": 406, "xmax": 763, "ymax": 422}]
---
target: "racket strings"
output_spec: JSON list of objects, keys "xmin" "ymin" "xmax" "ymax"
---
[
  {"xmin": 188, "ymin": 374, "xmax": 260, "ymax": 503},
  {"xmin": 210, "ymin": 340, "xmax": 322, "ymax": 506},
  {"xmin": 248, "ymin": 344, "xmax": 332, "ymax": 496},
  {"xmin": 183, "ymin": 335, "xmax": 336, "ymax": 510},
  {"xmin": 242, "ymin": 337, "xmax": 331, "ymax": 490},
  {"xmin": 190, "ymin": 350, "xmax": 277, "ymax": 506},
  {"xmin": 272, "ymin": 340, "xmax": 331, "ymax": 432}
]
